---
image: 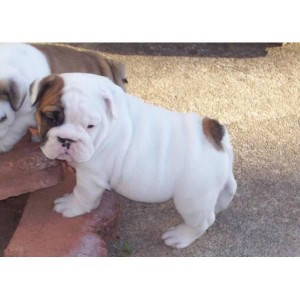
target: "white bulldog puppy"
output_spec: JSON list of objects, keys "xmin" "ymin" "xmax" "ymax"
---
[
  {"xmin": 0, "ymin": 43, "xmax": 127, "ymax": 153},
  {"xmin": 0, "ymin": 44, "xmax": 50, "ymax": 152},
  {"xmin": 30, "ymin": 73, "xmax": 237, "ymax": 249}
]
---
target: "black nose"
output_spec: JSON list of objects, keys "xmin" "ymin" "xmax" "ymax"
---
[
  {"xmin": 57, "ymin": 136, "xmax": 75, "ymax": 150},
  {"xmin": 57, "ymin": 136, "xmax": 75, "ymax": 143}
]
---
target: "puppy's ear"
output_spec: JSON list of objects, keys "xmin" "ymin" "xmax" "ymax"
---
[
  {"xmin": 109, "ymin": 60, "xmax": 128, "ymax": 91},
  {"xmin": 103, "ymin": 92, "xmax": 118, "ymax": 120},
  {"xmin": 30, "ymin": 75, "xmax": 62, "ymax": 107},
  {"xmin": 4, "ymin": 79, "xmax": 26, "ymax": 111}
]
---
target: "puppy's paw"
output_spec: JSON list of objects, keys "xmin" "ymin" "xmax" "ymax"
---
[
  {"xmin": 162, "ymin": 224, "xmax": 200, "ymax": 249},
  {"xmin": 54, "ymin": 193, "xmax": 87, "ymax": 217}
]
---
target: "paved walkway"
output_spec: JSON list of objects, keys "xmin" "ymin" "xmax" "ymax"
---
[{"xmin": 70, "ymin": 43, "xmax": 300, "ymax": 256}]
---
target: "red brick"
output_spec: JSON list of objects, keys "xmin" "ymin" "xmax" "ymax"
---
[
  {"xmin": 4, "ymin": 168, "xmax": 120, "ymax": 257},
  {"xmin": 0, "ymin": 132, "xmax": 63, "ymax": 201}
]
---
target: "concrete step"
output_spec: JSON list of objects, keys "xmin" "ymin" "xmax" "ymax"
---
[
  {"xmin": 0, "ymin": 131, "xmax": 63, "ymax": 201},
  {"xmin": 4, "ymin": 167, "xmax": 120, "ymax": 257}
]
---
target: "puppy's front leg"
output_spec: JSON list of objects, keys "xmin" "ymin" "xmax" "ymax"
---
[{"xmin": 54, "ymin": 169, "xmax": 105, "ymax": 218}]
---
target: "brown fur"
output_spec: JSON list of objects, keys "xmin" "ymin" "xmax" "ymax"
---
[
  {"xmin": 32, "ymin": 44, "xmax": 127, "ymax": 91},
  {"xmin": 202, "ymin": 117, "xmax": 224, "ymax": 151},
  {"xmin": 33, "ymin": 75, "xmax": 65, "ymax": 142}
]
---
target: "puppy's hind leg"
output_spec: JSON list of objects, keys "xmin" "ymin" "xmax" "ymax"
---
[
  {"xmin": 215, "ymin": 173, "xmax": 237, "ymax": 215},
  {"xmin": 162, "ymin": 191, "xmax": 218, "ymax": 249}
]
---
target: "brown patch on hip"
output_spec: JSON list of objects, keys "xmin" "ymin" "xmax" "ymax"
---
[{"xmin": 202, "ymin": 117, "xmax": 224, "ymax": 151}]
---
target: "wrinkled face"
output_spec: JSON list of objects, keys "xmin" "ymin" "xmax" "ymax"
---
[{"xmin": 31, "ymin": 74, "xmax": 117, "ymax": 163}]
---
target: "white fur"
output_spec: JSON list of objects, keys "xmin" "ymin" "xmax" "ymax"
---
[
  {"xmin": 0, "ymin": 43, "xmax": 50, "ymax": 152},
  {"xmin": 32, "ymin": 73, "xmax": 237, "ymax": 249}
]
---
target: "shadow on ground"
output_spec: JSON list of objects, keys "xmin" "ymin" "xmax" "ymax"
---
[{"xmin": 0, "ymin": 195, "xmax": 28, "ymax": 256}]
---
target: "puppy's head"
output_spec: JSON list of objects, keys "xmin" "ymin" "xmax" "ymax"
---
[
  {"xmin": 30, "ymin": 73, "xmax": 119, "ymax": 163},
  {"xmin": 0, "ymin": 77, "xmax": 28, "ymax": 138}
]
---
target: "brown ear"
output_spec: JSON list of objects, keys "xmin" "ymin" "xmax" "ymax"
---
[
  {"xmin": 31, "ymin": 75, "xmax": 63, "ymax": 107},
  {"xmin": 109, "ymin": 60, "xmax": 128, "ymax": 91},
  {"xmin": 4, "ymin": 79, "xmax": 26, "ymax": 111}
]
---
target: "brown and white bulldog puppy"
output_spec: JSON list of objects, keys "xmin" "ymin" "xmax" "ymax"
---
[
  {"xmin": 0, "ymin": 43, "xmax": 127, "ymax": 153},
  {"xmin": 30, "ymin": 73, "xmax": 237, "ymax": 249}
]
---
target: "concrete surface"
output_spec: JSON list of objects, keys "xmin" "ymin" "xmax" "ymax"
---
[{"xmin": 58, "ymin": 44, "xmax": 300, "ymax": 256}]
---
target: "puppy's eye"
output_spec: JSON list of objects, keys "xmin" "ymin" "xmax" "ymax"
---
[
  {"xmin": 42, "ymin": 110, "xmax": 63, "ymax": 127},
  {"xmin": 46, "ymin": 116, "xmax": 57, "ymax": 125},
  {"xmin": 87, "ymin": 125, "xmax": 95, "ymax": 129}
]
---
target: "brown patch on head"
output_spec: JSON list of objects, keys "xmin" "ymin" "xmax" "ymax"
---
[
  {"xmin": 33, "ymin": 75, "xmax": 65, "ymax": 143},
  {"xmin": 202, "ymin": 117, "xmax": 225, "ymax": 151}
]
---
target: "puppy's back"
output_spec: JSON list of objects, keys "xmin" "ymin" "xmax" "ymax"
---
[{"xmin": 32, "ymin": 44, "xmax": 127, "ymax": 90}]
